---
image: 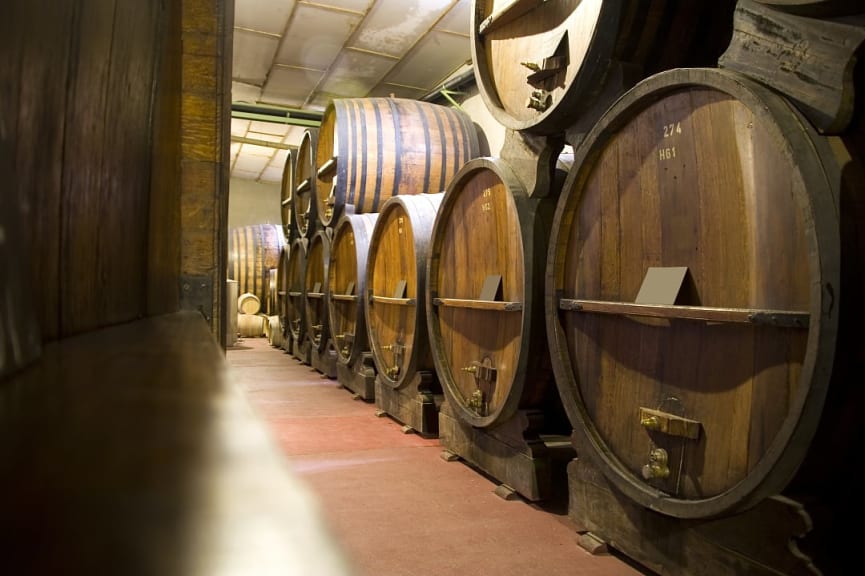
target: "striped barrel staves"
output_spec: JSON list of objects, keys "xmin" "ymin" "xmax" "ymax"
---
[
  {"xmin": 228, "ymin": 224, "xmax": 284, "ymax": 305},
  {"xmin": 314, "ymin": 97, "xmax": 480, "ymax": 229}
]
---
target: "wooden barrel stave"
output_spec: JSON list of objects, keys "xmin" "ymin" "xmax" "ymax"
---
[
  {"xmin": 546, "ymin": 67, "xmax": 842, "ymax": 519},
  {"xmin": 328, "ymin": 213, "xmax": 378, "ymax": 366},
  {"xmin": 315, "ymin": 98, "xmax": 479, "ymax": 228},
  {"xmin": 367, "ymin": 193, "xmax": 444, "ymax": 389}
]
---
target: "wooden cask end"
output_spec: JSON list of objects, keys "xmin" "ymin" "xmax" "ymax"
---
[
  {"xmin": 366, "ymin": 193, "xmax": 444, "ymax": 389},
  {"xmin": 228, "ymin": 224, "xmax": 285, "ymax": 305},
  {"xmin": 286, "ymin": 237, "xmax": 308, "ymax": 343},
  {"xmin": 294, "ymin": 129, "xmax": 319, "ymax": 239},
  {"xmin": 314, "ymin": 98, "xmax": 479, "ymax": 228},
  {"xmin": 280, "ymin": 148, "xmax": 296, "ymax": 242},
  {"xmin": 328, "ymin": 213, "xmax": 378, "ymax": 366},
  {"xmin": 471, "ymin": 0, "xmax": 736, "ymax": 135},
  {"xmin": 546, "ymin": 67, "xmax": 843, "ymax": 519},
  {"xmin": 304, "ymin": 230, "xmax": 332, "ymax": 353},
  {"xmin": 237, "ymin": 292, "xmax": 261, "ymax": 315},
  {"xmin": 427, "ymin": 158, "xmax": 562, "ymax": 428}
]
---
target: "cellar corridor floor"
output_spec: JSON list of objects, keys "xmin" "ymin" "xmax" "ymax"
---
[{"xmin": 227, "ymin": 337, "xmax": 654, "ymax": 576}]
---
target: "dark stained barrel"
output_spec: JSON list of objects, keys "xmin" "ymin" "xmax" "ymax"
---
[
  {"xmin": 280, "ymin": 148, "xmax": 295, "ymax": 242},
  {"xmin": 546, "ymin": 68, "xmax": 843, "ymax": 519},
  {"xmin": 314, "ymin": 98, "xmax": 479, "ymax": 228},
  {"xmin": 327, "ymin": 213, "xmax": 378, "ymax": 366},
  {"xmin": 367, "ymin": 193, "xmax": 444, "ymax": 390},
  {"xmin": 276, "ymin": 244, "xmax": 290, "ymax": 345},
  {"xmin": 286, "ymin": 237, "xmax": 307, "ymax": 344},
  {"xmin": 293, "ymin": 129, "xmax": 319, "ymax": 239},
  {"xmin": 470, "ymin": 0, "xmax": 735, "ymax": 134},
  {"xmin": 426, "ymin": 158, "xmax": 562, "ymax": 428},
  {"xmin": 304, "ymin": 229, "xmax": 332, "ymax": 353},
  {"xmin": 227, "ymin": 224, "xmax": 285, "ymax": 305}
]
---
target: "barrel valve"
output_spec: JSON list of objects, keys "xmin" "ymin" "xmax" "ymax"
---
[
  {"xmin": 641, "ymin": 415, "xmax": 661, "ymax": 431},
  {"xmin": 527, "ymin": 90, "xmax": 551, "ymax": 112},
  {"xmin": 641, "ymin": 448, "xmax": 670, "ymax": 480}
]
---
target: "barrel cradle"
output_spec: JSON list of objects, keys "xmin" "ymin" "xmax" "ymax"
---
[
  {"xmin": 427, "ymin": 157, "xmax": 573, "ymax": 500},
  {"xmin": 470, "ymin": 0, "xmax": 736, "ymax": 136},
  {"xmin": 545, "ymin": 67, "xmax": 862, "ymax": 574},
  {"xmin": 294, "ymin": 128, "xmax": 320, "ymax": 239},
  {"xmin": 329, "ymin": 212, "xmax": 379, "ymax": 400},
  {"xmin": 305, "ymin": 228, "xmax": 336, "ymax": 378},
  {"xmin": 314, "ymin": 98, "xmax": 479, "ymax": 229},
  {"xmin": 366, "ymin": 193, "xmax": 445, "ymax": 436}
]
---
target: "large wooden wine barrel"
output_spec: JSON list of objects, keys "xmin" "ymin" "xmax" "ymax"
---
[
  {"xmin": 427, "ymin": 158, "xmax": 563, "ymax": 429},
  {"xmin": 367, "ymin": 193, "xmax": 444, "ymax": 389},
  {"xmin": 304, "ymin": 229, "xmax": 332, "ymax": 352},
  {"xmin": 276, "ymin": 244, "xmax": 289, "ymax": 340},
  {"xmin": 294, "ymin": 128, "xmax": 319, "ymax": 239},
  {"xmin": 280, "ymin": 148, "xmax": 295, "ymax": 242},
  {"xmin": 314, "ymin": 98, "xmax": 479, "ymax": 228},
  {"xmin": 286, "ymin": 237, "xmax": 308, "ymax": 344},
  {"xmin": 327, "ymin": 213, "xmax": 378, "ymax": 366},
  {"xmin": 470, "ymin": 0, "xmax": 735, "ymax": 134},
  {"xmin": 546, "ymin": 68, "xmax": 842, "ymax": 519},
  {"xmin": 228, "ymin": 224, "xmax": 285, "ymax": 305},
  {"xmin": 226, "ymin": 279, "xmax": 238, "ymax": 348}
]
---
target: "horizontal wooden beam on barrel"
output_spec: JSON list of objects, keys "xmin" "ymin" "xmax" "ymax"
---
[
  {"xmin": 317, "ymin": 156, "xmax": 337, "ymax": 179},
  {"xmin": 559, "ymin": 298, "xmax": 809, "ymax": 328},
  {"xmin": 296, "ymin": 178, "xmax": 311, "ymax": 195},
  {"xmin": 433, "ymin": 297, "xmax": 523, "ymax": 312},
  {"xmin": 369, "ymin": 295, "xmax": 416, "ymax": 306},
  {"xmin": 477, "ymin": 0, "xmax": 547, "ymax": 37},
  {"xmin": 331, "ymin": 294, "xmax": 358, "ymax": 302}
]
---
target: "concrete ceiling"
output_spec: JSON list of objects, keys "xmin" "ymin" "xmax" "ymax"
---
[{"xmin": 230, "ymin": 0, "xmax": 473, "ymax": 184}]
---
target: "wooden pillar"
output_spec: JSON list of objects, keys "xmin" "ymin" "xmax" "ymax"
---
[{"xmin": 178, "ymin": 0, "xmax": 233, "ymax": 343}]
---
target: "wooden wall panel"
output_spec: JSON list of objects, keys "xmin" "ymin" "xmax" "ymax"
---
[{"xmin": 149, "ymin": 0, "xmax": 183, "ymax": 316}]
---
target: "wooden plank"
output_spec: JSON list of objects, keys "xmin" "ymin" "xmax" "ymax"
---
[
  {"xmin": 433, "ymin": 297, "xmax": 523, "ymax": 312},
  {"xmin": 718, "ymin": 0, "xmax": 865, "ymax": 133},
  {"xmin": 369, "ymin": 296, "xmax": 416, "ymax": 306},
  {"xmin": 0, "ymin": 312, "xmax": 354, "ymax": 574},
  {"xmin": 559, "ymin": 299, "xmax": 810, "ymax": 327}
]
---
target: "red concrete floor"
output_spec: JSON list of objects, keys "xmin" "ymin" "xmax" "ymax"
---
[{"xmin": 227, "ymin": 337, "xmax": 654, "ymax": 576}]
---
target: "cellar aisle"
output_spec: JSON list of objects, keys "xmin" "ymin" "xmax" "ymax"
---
[{"xmin": 227, "ymin": 337, "xmax": 652, "ymax": 576}]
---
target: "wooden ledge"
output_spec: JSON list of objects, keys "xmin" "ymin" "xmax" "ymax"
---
[{"xmin": 0, "ymin": 311, "xmax": 353, "ymax": 575}]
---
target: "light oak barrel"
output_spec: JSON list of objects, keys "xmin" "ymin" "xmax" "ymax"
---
[
  {"xmin": 293, "ymin": 129, "xmax": 320, "ymax": 239},
  {"xmin": 304, "ymin": 229, "xmax": 332, "ymax": 353},
  {"xmin": 228, "ymin": 224, "xmax": 285, "ymax": 305},
  {"xmin": 314, "ymin": 97, "xmax": 479, "ymax": 228},
  {"xmin": 237, "ymin": 292, "xmax": 261, "ymax": 316},
  {"xmin": 327, "ymin": 213, "xmax": 378, "ymax": 366},
  {"xmin": 470, "ymin": 0, "xmax": 736, "ymax": 135},
  {"xmin": 280, "ymin": 148, "xmax": 296, "ymax": 242},
  {"xmin": 366, "ymin": 193, "xmax": 444, "ymax": 390},
  {"xmin": 226, "ymin": 279, "xmax": 239, "ymax": 348},
  {"xmin": 286, "ymin": 237, "xmax": 308, "ymax": 343},
  {"xmin": 426, "ymin": 158, "xmax": 565, "ymax": 429},
  {"xmin": 546, "ymin": 67, "xmax": 845, "ymax": 519},
  {"xmin": 266, "ymin": 268, "xmax": 278, "ymax": 316},
  {"xmin": 237, "ymin": 313, "xmax": 265, "ymax": 338}
]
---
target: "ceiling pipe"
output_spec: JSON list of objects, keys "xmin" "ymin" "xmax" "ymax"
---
[
  {"xmin": 420, "ymin": 66, "xmax": 477, "ymax": 105},
  {"xmin": 231, "ymin": 102, "xmax": 323, "ymax": 127}
]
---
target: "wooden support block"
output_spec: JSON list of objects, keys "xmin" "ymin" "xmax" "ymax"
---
[
  {"xmin": 577, "ymin": 532, "xmax": 609, "ymax": 555},
  {"xmin": 440, "ymin": 450, "xmax": 460, "ymax": 462},
  {"xmin": 374, "ymin": 409, "xmax": 387, "ymax": 418},
  {"xmin": 400, "ymin": 424, "xmax": 415, "ymax": 435},
  {"xmin": 494, "ymin": 484, "xmax": 521, "ymax": 501}
]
